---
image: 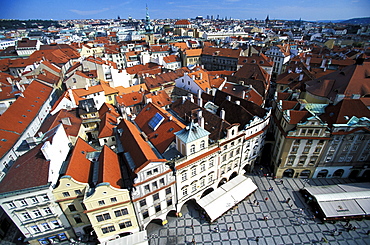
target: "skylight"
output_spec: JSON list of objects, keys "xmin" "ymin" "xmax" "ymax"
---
[{"xmin": 148, "ymin": 112, "xmax": 165, "ymax": 131}]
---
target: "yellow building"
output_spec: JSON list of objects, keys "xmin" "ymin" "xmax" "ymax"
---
[
  {"xmin": 53, "ymin": 138, "xmax": 97, "ymax": 240},
  {"xmin": 83, "ymin": 145, "xmax": 139, "ymax": 243}
]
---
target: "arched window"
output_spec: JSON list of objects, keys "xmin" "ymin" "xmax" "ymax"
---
[
  {"xmin": 200, "ymin": 140, "xmax": 205, "ymax": 149},
  {"xmin": 182, "ymin": 186, "xmax": 188, "ymax": 196},
  {"xmin": 190, "ymin": 144, "xmax": 195, "ymax": 154}
]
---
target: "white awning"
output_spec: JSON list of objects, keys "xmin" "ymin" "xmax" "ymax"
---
[
  {"xmin": 319, "ymin": 199, "xmax": 366, "ymax": 218},
  {"xmin": 197, "ymin": 175, "xmax": 257, "ymax": 222}
]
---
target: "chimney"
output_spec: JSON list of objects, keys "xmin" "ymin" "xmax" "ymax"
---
[
  {"xmin": 199, "ymin": 72, "xmax": 202, "ymax": 79},
  {"xmin": 192, "ymin": 74, "xmax": 195, "ymax": 80},
  {"xmin": 226, "ymin": 95, "xmax": 231, "ymax": 101},
  {"xmin": 320, "ymin": 58, "xmax": 326, "ymax": 68},
  {"xmin": 299, "ymin": 74, "xmax": 304, "ymax": 81},
  {"xmin": 305, "ymin": 56, "xmax": 311, "ymax": 66},
  {"xmin": 188, "ymin": 93, "xmax": 194, "ymax": 103},
  {"xmin": 242, "ymin": 90, "xmax": 246, "ymax": 99},
  {"xmin": 235, "ymin": 100, "xmax": 240, "ymax": 105},
  {"xmin": 198, "ymin": 97, "xmax": 203, "ymax": 107},
  {"xmin": 334, "ymin": 94, "xmax": 345, "ymax": 105},
  {"xmin": 220, "ymin": 109, "xmax": 226, "ymax": 120},
  {"xmin": 182, "ymin": 96, "xmax": 186, "ymax": 104},
  {"xmin": 85, "ymin": 85, "xmax": 89, "ymax": 90}
]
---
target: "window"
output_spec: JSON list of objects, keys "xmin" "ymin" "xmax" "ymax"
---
[
  {"xmin": 209, "ymin": 158, "xmax": 214, "ymax": 168},
  {"xmin": 111, "ymin": 197, "xmax": 117, "ymax": 203},
  {"xmin": 142, "ymin": 210, "xmax": 149, "ymax": 219},
  {"xmin": 41, "ymin": 223, "xmax": 51, "ymax": 230},
  {"xmin": 344, "ymin": 144, "xmax": 350, "ymax": 151},
  {"xmin": 144, "ymin": 185, "xmax": 150, "ymax": 192},
  {"xmin": 287, "ymin": 156, "xmax": 295, "ymax": 165},
  {"xmin": 303, "ymin": 147, "xmax": 310, "ymax": 153},
  {"xmin": 191, "ymin": 181, "xmax": 197, "ymax": 192},
  {"xmin": 309, "ymin": 156, "xmax": 317, "ymax": 165},
  {"xmin": 190, "ymin": 144, "xmax": 195, "ymax": 154},
  {"xmin": 222, "ymin": 154, "xmax": 227, "ymax": 162},
  {"xmin": 31, "ymin": 197, "xmax": 38, "ymax": 204},
  {"xmin": 75, "ymin": 190, "xmax": 82, "ymax": 195},
  {"xmin": 43, "ymin": 207, "xmax": 52, "ymax": 215},
  {"xmin": 314, "ymin": 147, "xmax": 321, "ymax": 153},
  {"xmin": 62, "ymin": 192, "xmax": 70, "ymax": 197},
  {"xmin": 114, "ymin": 208, "xmax": 128, "ymax": 217},
  {"xmin": 159, "ymin": 178, "xmax": 165, "ymax": 185},
  {"xmin": 68, "ymin": 204, "xmax": 77, "ymax": 212},
  {"xmin": 20, "ymin": 199, "xmax": 28, "ymax": 206},
  {"xmin": 314, "ymin": 129, "xmax": 320, "ymax": 135},
  {"xmin": 74, "ymin": 215, "xmax": 83, "ymax": 224},
  {"xmin": 119, "ymin": 220, "xmax": 132, "ymax": 229},
  {"xmin": 200, "ymin": 140, "xmax": 205, "ymax": 149},
  {"xmin": 31, "ymin": 225, "xmax": 41, "ymax": 233},
  {"xmin": 96, "ymin": 213, "xmax": 111, "ymax": 222},
  {"xmin": 101, "ymin": 225, "xmax": 115, "ymax": 234},
  {"xmin": 153, "ymin": 193, "xmax": 159, "ymax": 201},
  {"xmin": 165, "ymin": 187, "xmax": 171, "ymax": 195},
  {"xmin": 230, "ymin": 151, "xmax": 233, "ymax": 158},
  {"xmin": 139, "ymin": 199, "xmax": 147, "ymax": 207},
  {"xmin": 7, "ymin": 202, "xmax": 15, "ymax": 209},
  {"xmin": 318, "ymin": 140, "xmax": 324, "ymax": 145},
  {"xmin": 301, "ymin": 129, "xmax": 306, "ymax": 135},
  {"xmin": 167, "ymin": 198, "xmax": 173, "ymax": 207},
  {"xmin": 236, "ymin": 148, "xmax": 240, "ymax": 155},
  {"xmin": 291, "ymin": 147, "xmax": 298, "ymax": 153},
  {"xmin": 33, "ymin": 210, "xmax": 42, "ymax": 217},
  {"xmin": 98, "ymin": 200, "xmax": 105, "ymax": 206},
  {"xmin": 191, "ymin": 167, "xmax": 197, "ymax": 177},
  {"xmin": 146, "ymin": 170, "xmax": 152, "ymax": 176},
  {"xmin": 22, "ymin": 212, "xmax": 31, "ymax": 220},
  {"xmin": 51, "ymin": 220, "xmax": 61, "ymax": 228},
  {"xmin": 307, "ymin": 140, "xmax": 313, "ymax": 145},
  {"xmin": 181, "ymin": 171, "xmax": 187, "ymax": 182},
  {"xmin": 298, "ymin": 156, "xmax": 307, "ymax": 165},
  {"xmin": 200, "ymin": 177, "xmax": 205, "ymax": 187},
  {"xmin": 153, "ymin": 168, "xmax": 159, "ymax": 174},
  {"xmin": 155, "ymin": 204, "xmax": 161, "ymax": 213},
  {"xmin": 148, "ymin": 113, "xmax": 165, "ymax": 131},
  {"xmin": 208, "ymin": 173, "xmax": 214, "ymax": 183},
  {"xmin": 182, "ymin": 186, "xmax": 188, "ymax": 196}
]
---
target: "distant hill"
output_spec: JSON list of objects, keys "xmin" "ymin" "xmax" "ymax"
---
[{"xmin": 340, "ymin": 17, "xmax": 370, "ymax": 25}]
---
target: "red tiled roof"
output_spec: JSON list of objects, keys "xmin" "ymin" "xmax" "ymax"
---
[
  {"xmin": 145, "ymin": 90, "xmax": 172, "ymax": 108},
  {"xmin": 116, "ymin": 91, "xmax": 144, "ymax": 107},
  {"xmin": 126, "ymin": 63, "xmax": 162, "ymax": 75},
  {"xmin": 163, "ymin": 55, "xmax": 180, "ymax": 64},
  {"xmin": 38, "ymin": 109, "xmax": 82, "ymax": 138},
  {"xmin": 174, "ymin": 19, "xmax": 191, "ymax": 26},
  {"xmin": 0, "ymin": 143, "xmax": 50, "ymax": 193},
  {"xmin": 64, "ymin": 137, "xmax": 96, "ymax": 183},
  {"xmin": 0, "ymin": 81, "xmax": 53, "ymax": 159},
  {"xmin": 98, "ymin": 112, "xmax": 118, "ymax": 138},
  {"xmin": 98, "ymin": 145, "xmax": 122, "ymax": 188},
  {"xmin": 202, "ymin": 47, "xmax": 241, "ymax": 58},
  {"xmin": 118, "ymin": 119, "xmax": 165, "ymax": 174},
  {"xmin": 135, "ymin": 102, "xmax": 185, "ymax": 153}
]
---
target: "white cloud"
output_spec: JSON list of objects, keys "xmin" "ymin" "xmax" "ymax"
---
[{"xmin": 70, "ymin": 8, "xmax": 109, "ymax": 16}]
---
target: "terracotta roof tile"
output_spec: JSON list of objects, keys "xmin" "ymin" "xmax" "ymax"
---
[
  {"xmin": 64, "ymin": 137, "xmax": 96, "ymax": 183},
  {"xmin": 98, "ymin": 145, "xmax": 123, "ymax": 188}
]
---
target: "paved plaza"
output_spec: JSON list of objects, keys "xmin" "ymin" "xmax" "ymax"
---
[{"xmin": 147, "ymin": 171, "xmax": 370, "ymax": 245}]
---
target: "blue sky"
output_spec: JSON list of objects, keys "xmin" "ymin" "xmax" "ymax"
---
[{"xmin": 1, "ymin": 0, "xmax": 369, "ymax": 21}]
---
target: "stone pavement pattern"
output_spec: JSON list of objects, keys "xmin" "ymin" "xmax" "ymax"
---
[{"xmin": 147, "ymin": 173, "xmax": 370, "ymax": 245}]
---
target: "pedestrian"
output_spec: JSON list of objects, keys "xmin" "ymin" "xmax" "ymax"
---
[
  {"xmin": 191, "ymin": 225, "xmax": 194, "ymax": 229},
  {"xmin": 256, "ymin": 236, "xmax": 259, "ymax": 242},
  {"xmin": 345, "ymin": 220, "xmax": 350, "ymax": 226},
  {"xmin": 286, "ymin": 197, "xmax": 291, "ymax": 203},
  {"xmin": 256, "ymin": 201, "xmax": 259, "ymax": 206},
  {"xmin": 290, "ymin": 204, "xmax": 293, "ymax": 208},
  {"xmin": 280, "ymin": 179, "xmax": 283, "ymax": 184},
  {"xmin": 311, "ymin": 215, "xmax": 316, "ymax": 220},
  {"xmin": 214, "ymin": 227, "xmax": 219, "ymax": 232},
  {"xmin": 264, "ymin": 215, "xmax": 268, "ymax": 221},
  {"xmin": 349, "ymin": 224, "xmax": 353, "ymax": 229},
  {"xmin": 265, "ymin": 197, "xmax": 269, "ymax": 201},
  {"xmin": 192, "ymin": 238, "xmax": 196, "ymax": 244},
  {"xmin": 300, "ymin": 208, "xmax": 304, "ymax": 215},
  {"xmin": 253, "ymin": 199, "xmax": 257, "ymax": 204},
  {"xmin": 338, "ymin": 231, "xmax": 342, "ymax": 236},
  {"xmin": 366, "ymin": 230, "xmax": 370, "ymax": 235},
  {"xmin": 229, "ymin": 227, "xmax": 232, "ymax": 231},
  {"xmin": 352, "ymin": 226, "xmax": 357, "ymax": 231}
]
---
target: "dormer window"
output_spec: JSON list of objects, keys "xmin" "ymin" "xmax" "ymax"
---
[{"xmin": 190, "ymin": 144, "xmax": 195, "ymax": 154}]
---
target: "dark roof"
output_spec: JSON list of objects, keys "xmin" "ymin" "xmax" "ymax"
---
[{"xmin": 0, "ymin": 144, "xmax": 49, "ymax": 194}]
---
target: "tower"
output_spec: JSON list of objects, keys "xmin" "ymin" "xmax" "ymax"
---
[{"xmin": 144, "ymin": 6, "xmax": 155, "ymax": 44}]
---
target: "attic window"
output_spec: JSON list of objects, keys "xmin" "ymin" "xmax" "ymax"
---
[
  {"xmin": 31, "ymin": 105, "xmax": 35, "ymax": 107},
  {"xmin": 18, "ymin": 121, "xmax": 22, "ymax": 124},
  {"xmin": 148, "ymin": 112, "xmax": 165, "ymax": 131},
  {"xmin": 22, "ymin": 115, "xmax": 26, "ymax": 117},
  {"xmin": 169, "ymin": 128, "xmax": 174, "ymax": 132},
  {"xmin": 27, "ymin": 110, "xmax": 31, "ymax": 112},
  {"xmin": 1, "ymin": 139, "xmax": 7, "ymax": 142}
]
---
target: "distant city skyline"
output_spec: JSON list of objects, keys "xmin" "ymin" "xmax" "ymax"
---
[{"xmin": 2, "ymin": 0, "xmax": 369, "ymax": 21}]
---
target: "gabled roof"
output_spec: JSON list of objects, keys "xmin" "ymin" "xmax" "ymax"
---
[
  {"xmin": 163, "ymin": 55, "xmax": 181, "ymax": 64},
  {"xmin": 202, "ymin": 47, "xmax": 241, "ymax": 59},
  {"xmin": 172, "ymin": 42, "xmax": 189, "ymax": 50},
  {"xmin": 288, "ymin": 110, "xmax": 310, "ymax": 124},
  {"xmin": 0, "ymin": 81, "xmax": 53, "ymax": 159},
  {"xmin": 145, "ymin": 90, "xmax": 172, "ymax": 108},
  {"xmin": 64, "ymin": 137, "xmax": 95, "ymax": 183},
  {"xmin": 234, "ymin": 63, "xmax": 270, "ymax": 84},
  {"xmin": 174, "ymin": 19, "xmax": 191, "ymax": 26},
  {"xmin": 135, "ymin": 102, "xmax": 186, "ymax": 153},
  {"xmin": 38, "ymin": 109, "xmax": 82, "ymax": 138},
  {"xmin": 116, "ymin": 91, "xmax": 144, "ymax": 107},
  {"xmin": 126, "ymin": 63, "xmax": 162, "ymax": 75},
  {"xmin": 319, "ymin": 99, "xmax": 370, "ymax": 126},
  {"xmin": 184, "ymin": 48, "xmax": 202, "ymax": 57},
  {"xmin": 118, "ymin": 119, "xmax": 165, "ymax": 174},
  {"xmin": 99, "ymin": 102, "xmax": 120, "ymax": 118},
  {"xmin": 221, "ymin": 82, "xmax": 263, "ymax": 106},
  {"xmin": 0, "ymin": 144, "xmax": 50, "ymax": 194},
  {"xmin": 115, "ymin": 83, "xmax": 148, "ymax": 94},
  {"xmin": 98, "ymin": 145, "xmax": 122, "ymax": 188},
  {"xmin": 188, "ymin": 70, "xmax": 212, "ymax": 92},
  {"xmin": 98, "ymin": 112, "xmax": 118, "ymax": 138},
  {"xmin": 174, "ymin": 121, "xmax": 210, "ymax": 144},
  {"xmin": 306, "ymin": 61, "xmax": 370, "ymax": 100}
]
